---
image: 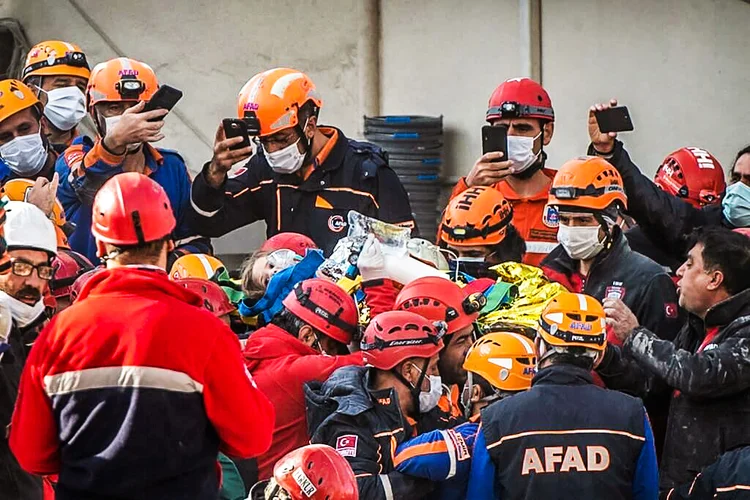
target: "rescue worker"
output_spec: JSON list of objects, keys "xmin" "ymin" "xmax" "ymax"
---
[
  {"xmin": 0, "ymin": 79, "xmax": 57, "ymax": 183},
  {"xmin": 662, "ymin": 445, "xmax": 750, "ymax": 499},
  {"xmin": 21, "ymin": 41, "xmax": 91, "ymax": 154},
  {"xmin": 170, "ymin": 253, "xmax": 225, "ymax": 280},
  {"xmin": 49, "ymin": 248, "xmax": 94, "ymax": 312},
  {"xmin": 587, "ymin": 99, "xmax": 750, "ymax": 260},
  {"xmin": 243, "ymin": 278, "xmax": 362, "ymax": 480},
  {"xmin": 55, "ymin": 57, "xmax": 210, "ymax": 265},
  {"xmin": 596, "ymin": 227, "xmax": 750, "ymax": 491},
  {"xmin": 395, "ymin": 276, "xmax": 485, "ymax": 430},
  {"xmin": 174, "ymin": 277, "xmax": 236, "ymax": 326},
  {"xmin": 260, "ymin": 444, "xmax": 358, "ymax": 500},
  {"xmin": 440, "ymin": 185, "xmax": 526, "ymax": 277},
  {"xmin": 305, "ymin": 310, "xmax": 446, "ymax": 499},
  {"xmin": 450, "ymin": 77, "xmax": 558, "ymax": 266},
  {"xmin": 189, "ymin": 67, "xmax": 415, "ymax": 255},
  {"xmin": 626, "ymin": 146, "xmax": 726, "ymax": 272},
  {"xmin": 10, "ymin": 173, "xmax": 274, "ymax": 500},
  {"xmin": 468, "ymin": 292, "xmax": 658, "ymax": 499},
  {"xmin": 0, "ymin": 201, "xmax": 57, "ymax": 499}
]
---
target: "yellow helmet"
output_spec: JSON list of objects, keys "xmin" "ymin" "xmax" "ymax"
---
[
  {"xmin": 0, "ymin": 79, "xmax": 43, "ymax": 124},
  {"xmin": 463, "ymin": 332, "xmax": 536, "ymax": 392},
  {"xmin": 22, "ymin": 41, "xmax": 91, "ymax": 81},
  {"xmin": 169, "ymin": 253, "xmax": 224, "ymax": 280},
  {"xmin": 537, "ymin": 292, "xmax": 607, "ymax": 352}
]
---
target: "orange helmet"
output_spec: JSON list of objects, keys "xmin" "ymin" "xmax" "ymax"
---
[
  {"xmin": 169, "ymin": 253, "xmax": 224, "ymax": 280},
  {"xmin": 87, "ymin": 58, "xmax": 159, "ymax": 109},
  {"xmin": 537, "ymin": 292, "xmax": 607, "ymax": 352},
  {"xmin": 463, "ymin": 332, "xmax": 536, "ymax": 392},
  {"xmin": 237, "ymin": 68, "xmax": 322, "ymax": 137},
  {"xmin": 440, "ymin": 186, "xmax": 513, "ymax": 247},
  {"xmin": 548, "ymin": 156, "xmax": 627, "ymax": 212},
  {"xmin": 22, "ymin": 41, "xmax": 90, "ymax": 81},
  {"xmin": 0, "ymin": 79, "xmax": 43, "ymax": 124}
]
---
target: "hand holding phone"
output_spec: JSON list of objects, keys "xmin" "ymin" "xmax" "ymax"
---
[
  {"xmin": 594, "ymin": 106, "xmax": 634, "ymax": 133},
  {"xmin": 482, "ymin": 125, "xmax": 508, "ymax": 159},
  {"xmin": 142, "ymin": 84, "xmax": 183, "ymax": 122},
  {"xmin": 222, "ymin": 118, "xmax": 251, "ymax": 151}
]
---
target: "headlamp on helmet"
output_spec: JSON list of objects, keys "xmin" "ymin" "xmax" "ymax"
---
[{"xmin": 116, "ymin": 76, "xmax": 146, "ymax": 100}]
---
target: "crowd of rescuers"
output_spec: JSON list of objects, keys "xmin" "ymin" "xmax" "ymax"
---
[{"xmin": 0, "ymin": 39, "xmax": 749, "ymax": 500}]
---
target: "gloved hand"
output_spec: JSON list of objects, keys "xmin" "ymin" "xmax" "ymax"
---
[{"xmin": 357, "ymin": 234, "xmax": 388, "ymax": 282}]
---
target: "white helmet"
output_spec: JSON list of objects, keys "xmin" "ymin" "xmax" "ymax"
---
[{"xmin": 4, "ymin": 201, "xmax": 58, "ymax": 255}]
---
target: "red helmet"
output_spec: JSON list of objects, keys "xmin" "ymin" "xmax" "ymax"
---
[
  {"xmin": 260, "ymin": 232, "xmax": 317, "ymax": 257},
  {"xmin": 282, "ymin": 278, "xmax": 358, "ymax": 344},
  {"xmin": 174, "ymin": 278, "xmax": 235, "ymax": 317},
  {"xmin": 361, "ymin": 311, "xmax": 445, "ymax": 370},
  {"xmin": 486, "ymin": 77, "xmax": 554, "ymax": 122},
  {"xmin": 69, "ymin": 267, "xmax": 105, "ymax": 302},
  {"xmin": 50, "ymin": 249, "xmax": 94, "ymax": 299},
  {"xmin": 395, "ymin": 277, "xmax": 484, "ymax": 335},
  {"xmin": 272, "ymin": 444, "xmax": 357, "ymax": 500},
  {"xmin": 654, "ymin": 147, "xmax": 726, "ymax": 208},
  {"xmin": 92, "ymin": 173, "xmax": 175, "ymax": 251}
]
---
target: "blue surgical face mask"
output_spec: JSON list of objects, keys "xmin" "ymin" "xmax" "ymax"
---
[{"xmin": 722, "ymin": 182, "xmax": 750, "ymax": 228}]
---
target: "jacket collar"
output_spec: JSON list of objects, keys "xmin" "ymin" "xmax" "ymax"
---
[
  {"xmin": 269, "ymin": 127, "xmax": 348, "ymax": 185},
  {"xmin": 532, "ymin": 364, "xmax": 594, "ymax": 387},
  {"xmin": 704, "ymin": 288, "xmax": 750, "ymax": 328}
]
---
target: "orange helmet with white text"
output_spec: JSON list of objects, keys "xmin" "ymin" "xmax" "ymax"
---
[
  {"xmin": 237, "ymin": 68, "xmax": 322, "ymax": 137},
  {"xmin": 22, "ymin": 41, "xmax": 91, "ymax": 81},
  {"xmin": 441, "ymin": 186, "xmax": 513, "ymax": 247},
  {"xmin": 537, "ymin": 292, "xmax": 607, "ymax": 352},
  {"xmin": 86, "ymin": 58, "xmax": 159, "ymax": 109}
]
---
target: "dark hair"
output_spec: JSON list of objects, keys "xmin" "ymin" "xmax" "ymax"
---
[
  {"xmin": 297, "ymin": 101, "xmax": 320, "ymax": 126},
  {"xmin": 105, "ymin": 236, "xmax": 170, "ymax": 266},
  {"xmin": 730, "ymin": 145, "xmax": 750, "ymax": 182},
  {"xmin": 270, "ymin": 308, "xmax": 307, "ymax": 337},
  {"xmin": 686, "ymin": 227, "xmax": 750, "ymax": 295},
  {"xmin": 543, "ymin": 345, "xmax": 596, "ymax": 371},
  {"xmin": 473, "ymin": 373, "xmax": 496, "ymax": 399},
  {"xmin": 489, "ymin": 224, "xmax": 527, "ymax": 264}
]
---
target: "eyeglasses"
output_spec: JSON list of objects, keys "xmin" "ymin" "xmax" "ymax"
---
[{"xmin": 10, "ymin": 258, "xmax": 55, "ymax": 281}]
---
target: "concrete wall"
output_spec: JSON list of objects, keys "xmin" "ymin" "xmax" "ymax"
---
[{"xmin": 12, "ymin": 0, "xmax": 750, "ymax": 257}]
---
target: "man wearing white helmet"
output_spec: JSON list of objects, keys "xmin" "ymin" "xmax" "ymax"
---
[{"xmin": 0, "ymin": 200, "xmax": 57, "ymax": 498}]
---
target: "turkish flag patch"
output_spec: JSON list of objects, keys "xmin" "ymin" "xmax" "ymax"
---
[
  {"xmin": 335, "ymin": 435, "xmax": 358, "ymax": 457},
  {"xmin": 665, "ymin": 303, "xmax": 678, "ymax": 319}
]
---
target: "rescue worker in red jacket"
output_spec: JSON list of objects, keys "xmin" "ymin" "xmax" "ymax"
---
[
  {"xmin": 305, "ymin": 311, "xmax": 446, "ymax": 499},
  {"xmin": 449, "ymin": 78, "xmax": 558, "ymax": 266},
  {"xmin": 189, "ymin": 68, "xmax": 414, "ymax": 255},
  {"xmin": 243, "ymin": 278, "xmax": 363, "ymax": 481},
  {"xmin": 10, "ymin": 172, "xmax": 274, "ymax": 500}
]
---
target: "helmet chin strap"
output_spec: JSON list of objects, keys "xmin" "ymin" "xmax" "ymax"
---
[
  {"xmin": 295, "ymin": 117, "xmax": 315, "ymax": 167},
  {"xmin": 391, "ymin": 357, "xmax": 429, "ymax": 417}
]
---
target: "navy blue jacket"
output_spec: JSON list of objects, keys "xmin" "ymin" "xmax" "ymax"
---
[
  {"xmin": 663, "ymin": 445, "xmax": 750, "ymax": 499},
  {"xmin": 468, "ymin": 364, "xmax": 658, "ymax": 500}
]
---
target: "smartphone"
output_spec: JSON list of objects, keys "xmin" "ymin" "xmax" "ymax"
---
[
  {"xmin": 222, "ymin": 118, "xmax": 251, "ymax": 151},
  {"xmin": 142, "ymin": 84, "xmax": 183, "ymax": 121},
  {"xmin": 594, "ymin": 106, "xmax": 634, "ymax": 133},
  {"xmin": 482, "ymin": 125, "xmax": 508, "ymax": 160}
]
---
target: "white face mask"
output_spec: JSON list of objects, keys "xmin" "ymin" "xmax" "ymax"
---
[
  {"xmin": 42, "ymin": 86, "xmax": 87, "ymax": 131},
  {"xmin": 410, "ymin": 363, "xmax": 443, "ymax": 413},
  {"xmin": 0, "ymin": 132, "xmax": 48, "ymax": 176},
  {"xmin": 507, "ymin": 132, "xmax": 542, "ymax": 173},
  {"xmin": 263, "ymin": 139, "xmax": 306, "ymax": 174},
  {"xmin": 557, "ymin": 223, "xmax": 606, "ymax": 261},
  {"xmin": 103, "ymin": 115, "xmax": 141, "ymax": 152},
  {"xmin": 0, "ymin": 291, "xmax": 46, "ymax": 329}
]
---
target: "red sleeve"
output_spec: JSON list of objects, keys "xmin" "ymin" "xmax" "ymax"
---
[
  {"xmin": 203, "ymin": 323, "xmax": 276, "ymax": 458},
  {"xmin": 9, "ymin": 328, "xmax": 61, "ymax": 475},
  {"xmin": 362, "ymin": 279, "xmax": 400, "ymax": 316},
  {"xmin": 286, "ymin": 351, "xmax": 363, "ymax": 386}
]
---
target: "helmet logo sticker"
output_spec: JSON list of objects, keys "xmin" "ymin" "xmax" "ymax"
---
[
  {"xmin": 335, "ymin": 435, "xmax": 358, "ymax": 458},
  {"xmin": 542, "ymin": 205, "xmax": 559, "ymax": 228},
  {"xmin": 687, "ymin": 147, "xmax": 716, "ymax": 169},
  {"xmin": 328, "ymin": 215, "xmax": 346, "ymax": 232},
  {"xmin": 291, "ymin": 467, "xmax": 317, "ymax": 497},
  {"xmin": 605, "ymin": 283, "xmax": 626, "ymax": 300}
]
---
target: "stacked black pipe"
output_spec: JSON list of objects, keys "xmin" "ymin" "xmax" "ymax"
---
[{"xmin": 364, "ymin": 115, "xmax": 443, "ymax": 240}]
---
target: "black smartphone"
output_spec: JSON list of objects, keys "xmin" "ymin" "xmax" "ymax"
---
[
  {"xmin": 142, "ymin": 84, "xmax": 183, "ymax": 121},
  {"xmin": 594, "ymin": 106, "xmax": 634, "ymax": 133},
  {"xmin": 222, "ymin": 118, "xmax": 251, "ymax": 151},
  {"xmin": 482, "ymin": 125, "xmax": 508, "ymax": 160}
]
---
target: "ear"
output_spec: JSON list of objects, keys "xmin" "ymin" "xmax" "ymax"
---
[
  {"xmin": 96, "ymin": 240, "xmax": 108, "ymax": 259},
  {"xmin": 707, "ymin": 269, "xmax": 725, "ymax": 292},
  {"xmin": 166, "ymin": 239, "xmax": 176, "ymax": 253},
  {"xmin": 534, "ymin": 336, "xmax": 545, "ymax": 361},
  {"xmin": 298, "ymin": 325, "xmax": 317, "ymax": 347},
  {"xmin": 470, "ymin": 384, "xmax": 483, "ymax": 403},
  {"xmin": 305, "ymin": 115, "xmax": 317, "ymax": 138},
  {"xmin": 542, "ymin": 121, "xmax": 554, "ymax": 145}
]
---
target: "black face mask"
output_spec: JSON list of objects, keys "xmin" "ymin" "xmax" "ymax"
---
[{"xmin": 449, "ymin": 258, "xmax": 495, "ymax": 279}]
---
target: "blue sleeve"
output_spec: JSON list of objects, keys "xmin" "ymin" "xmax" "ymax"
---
[
  {"xmin": 466, "ymin": 427, "xmax": 497, "ymax": 500},
  {"xmin": 171, "ymin": 159, "xmax": 195, "ymax": 242},
  {"xmin": 394, "ymin": 422, "xmax": 477, "ymax": 481},
  {"xmin": 632, "ymin": 410, "xmax": 659, "ymax": 500}
]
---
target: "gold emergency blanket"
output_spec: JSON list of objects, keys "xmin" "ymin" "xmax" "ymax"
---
[{"xmin": 478, "ymin": 262, "xmax": 566, "ymax": 336}]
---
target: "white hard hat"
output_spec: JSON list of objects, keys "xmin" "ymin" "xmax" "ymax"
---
[{"xmin": 4, "ymin": 201, "xmax": 58, "ymax": 255}]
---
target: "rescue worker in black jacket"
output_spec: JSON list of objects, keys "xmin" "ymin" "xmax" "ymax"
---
[
  {"xmin": 468, "ymin": 292, "xmax": 658, "ymax": 500},
  {"xmin": 598, "ymin": 227, "xmax": 750, "ymax": 491},
  {"xmin": 189, "ymin": 68, "xmax": 415, "ymax": 255},
  {"xmin": 662, "ymin": 445, "xmax": 750, "ymax": 499},
  {"xmin": 305, "ymin": 311, "xmax": 454, "ymax": 500},
  {"xmin": 586, "ymin": 99, "xmax": 750, "ymax": 262}
]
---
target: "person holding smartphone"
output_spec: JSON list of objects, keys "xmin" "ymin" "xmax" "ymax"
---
[
  {"xmin": 448, "ymin": 78, "xmax": 558, "ymax": 267},
  {"xmin": 55, "ymin": 57, "xmax": 210, "ymax": 266},
  {"xmin": 189, "ymin": 67, "xmax": 415, "ymax": 256}
]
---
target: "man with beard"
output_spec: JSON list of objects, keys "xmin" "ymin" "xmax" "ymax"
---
[{"xmin": 0, "ymin": 201, "xmax": 58, "ymax": 499}]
